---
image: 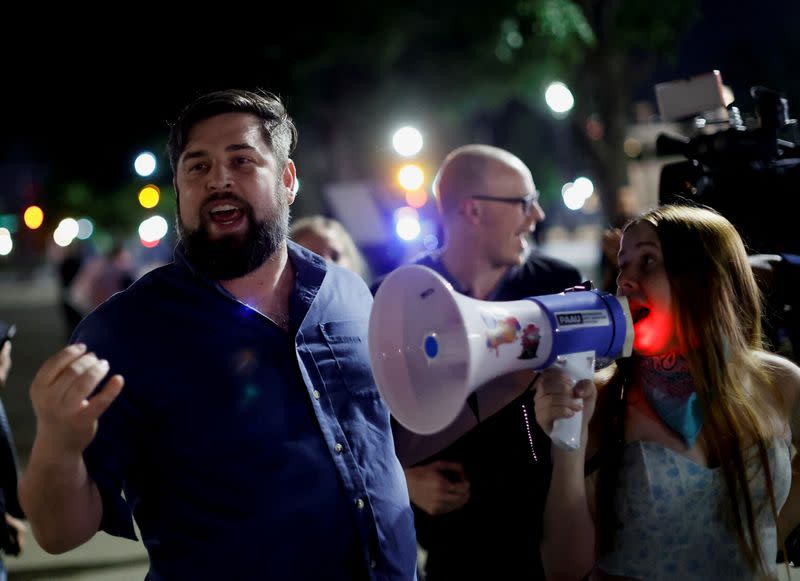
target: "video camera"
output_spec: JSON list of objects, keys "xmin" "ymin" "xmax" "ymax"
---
[{"xmin": 654, "ymin": 71, "xmax": 799, "ymax": 360}]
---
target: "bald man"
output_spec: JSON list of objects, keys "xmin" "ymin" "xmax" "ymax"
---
[{"xmin": 388, "ymin": 145, "xmax": 581, "ymax": 580}]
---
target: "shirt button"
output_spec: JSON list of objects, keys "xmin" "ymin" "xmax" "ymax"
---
[
  {"xmin": 334, "ymin": 443, "xmax": 344, "ymax": 454},
  {"xmin": 355, "ymin": 498, "xmax": 365, "ymax": 510},
  {"xmin": 312, "ymin": 390, "xmax": 321, "ymax": 400}
]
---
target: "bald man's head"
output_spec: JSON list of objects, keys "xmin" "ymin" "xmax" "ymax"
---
[{"xmin": 432, "ymin": 144, "xmax": 534, "ymax": 220}]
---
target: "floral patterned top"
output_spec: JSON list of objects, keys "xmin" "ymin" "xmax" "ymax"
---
[{"xmin": 597, "ymin": 438, "xmax": 792, "ymax": 580}]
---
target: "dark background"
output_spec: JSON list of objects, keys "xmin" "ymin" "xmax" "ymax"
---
[{"xmin": 0, "ymin": 0, "xmax": 797, "ymax": 272}]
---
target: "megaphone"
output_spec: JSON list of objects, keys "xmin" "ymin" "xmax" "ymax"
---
[{"xmin": 368, "ymin": 265, "xmax": 634, "ymax": 449}]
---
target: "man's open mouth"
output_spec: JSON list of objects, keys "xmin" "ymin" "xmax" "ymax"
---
[{"xmin": 209, "ymin": 204, "xmax": 244, "ymax": 225}]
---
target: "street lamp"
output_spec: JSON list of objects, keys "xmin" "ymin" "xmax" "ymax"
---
[
  {"xmin": 561, "ymin": 177, "xmax": 594, "ymax": 211},
  {"xmin": 76, "ymin": 218, "xmax": 94, "ymax": 240},
  {"xmin": 394, "ymin": 207, "xmax": 421, "ymax": 241},
  {"xmin": 397, "ymin": 164, "xmax": 425, "ymax": 191},
  {"xmin": 0, "ymin": 229, "xmax": 12, "ymax": 256},
  {"xmin": 23, "ymin": 206, "xmax": 44, "ymax": 230},
  {"xmin": 134, "ymin": 152, "xmax": 158, "ymax": 178},
  {"xmin": 545, "ymin": 82, "xmax": 575, "ymax": 115},
  {"xmin": 392, "ymin": 127, "xmax": 423, "ymax": 157},
  {"xmin": 138, "ymin": 185, "xmax": 161, "ymax": 209},
  {"xmin": 53, "ymin": 218, "xmax": 80, "ymax": 247},
  {"xmin": 139, "ymin": 215, "xmax": 169, "ymax": 248}
]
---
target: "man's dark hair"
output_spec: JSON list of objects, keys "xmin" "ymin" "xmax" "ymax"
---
[{"xmin": 167, "ymin": 89, "xmax": 298, "ymax": 173}]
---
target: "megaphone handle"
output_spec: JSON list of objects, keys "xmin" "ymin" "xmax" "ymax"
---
[{"xmin": 549, "ymin": 351, "xmax": 596, "ymax": 451}]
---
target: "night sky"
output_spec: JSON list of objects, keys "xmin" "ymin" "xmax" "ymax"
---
[
  {"xmin": 643, "ymin": 0, "xmax": 800, "ymax": 105},
  {"xmin": 0, "ymin": 1, "xmax": 797, "ymax": 201}
]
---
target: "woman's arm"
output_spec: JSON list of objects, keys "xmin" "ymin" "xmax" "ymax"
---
[
  {"xmin": 534, "ymin": 369, "xmax": 598, "ymax": 581},
  {"xmin": 762, "ymin": 351, "xmax": 800, "ymax": 542}
]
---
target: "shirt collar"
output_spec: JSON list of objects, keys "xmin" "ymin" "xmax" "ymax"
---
[{"xmin": 172, "ymin": 240, "xmax": 328, "ymax": 327}]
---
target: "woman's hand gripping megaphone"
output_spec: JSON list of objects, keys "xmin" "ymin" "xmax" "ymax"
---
[{"xmin": 534, "ymin": 355, "xmax": 598, "ymax": 451}]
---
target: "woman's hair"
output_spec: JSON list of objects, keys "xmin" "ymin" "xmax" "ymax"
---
[
  {"xmin": 599, "ymin": 204, "xmax": 784, "ymax": 574},
  {"xmin": 290, "ymin": 215, "xmax": 369, "ymax": 280}
]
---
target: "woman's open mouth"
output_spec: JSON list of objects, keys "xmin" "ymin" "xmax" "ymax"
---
[{"xmin": 631, "ymin": 305, "xmax": 651, "ymax": 324}]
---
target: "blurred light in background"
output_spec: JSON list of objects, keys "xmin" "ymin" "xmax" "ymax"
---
[
  {"xmin": 53, "ymin": 218, "xmax": 80, "ymax": 247},
  {"xmin": 134, "ymin": 152, "xmax": 157, "ymax": 177},
  {"xmin": 0, "ymin": 228, "xmax": 12, "ymax": 256},
  {"xmin": 0, "ymin": 215, "xmax": 16, "ymax": 234},
  {"xmin": 138, "ymin": 185, "xmax": 161, "ymax": 209},
  {"xmin": 585, "ymin": 115, "xmax": 604, "ymax": 141},
  {"xmin": 623, "ymin": 137, "xmax": 642, "ymax": 158},
  {"xmin": 293, "ymin": 177, "xmax": 301, "ymax": 195},
  {"xmin": 23, "ymin": 205, "xmax": 44, "ymax": 230},
  {"xmin": 398, "ymin": 164, "xmax": 425, "ymax": 191},
  {"xmin": 572, "ymin": 177, "xmax": 594, "ymax": 198},
  {"xmin": 545, "ymin": 82, "xmax": 574, "ymax": 115},
  {"xmin": 394, "ymin": 207, "xmax": 421, "ymax": 241},
  {"xmin": 562, "ymin": 177, "xmax": 594, "ymax": 211},
  {"xmin": 76, "ymin": 218, "xmax": 94, "ymax": 240},
  {"xmin": 139, "ymin": 215, "xmax": 169, "ymax": 247},
  {"xmin": 580, "ymin": 192, "xmax": 601, "ymax": 214},
  {"xmin": 422, "ymin": 233, "xmax": 440, "ymax": 251},
  {"xmin": 404, "ymin": 189, "xmax": 428, "ymax": 208},
  {"xmin": 392, "ymin": 126, "xmax": 423, "ymax": 157}
]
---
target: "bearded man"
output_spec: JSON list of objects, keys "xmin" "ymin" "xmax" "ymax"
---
[{"xmin": 19, "ymin": 90, "xmax": 416, "ymax": 581}]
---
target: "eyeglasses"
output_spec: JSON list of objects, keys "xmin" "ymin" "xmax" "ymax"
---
[{"xmin": 470, "ymin": 193, "xmax": 539, "ymax": 216}]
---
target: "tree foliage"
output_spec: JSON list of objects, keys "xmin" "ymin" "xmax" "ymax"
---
[{"xmin": 290, "ymin": 0, "xmax": 700, "ymax": 221}]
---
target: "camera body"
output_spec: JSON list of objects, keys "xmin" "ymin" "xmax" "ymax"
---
[
  {"xmin": 657, "ymin": 84, "xmax": 800, "ymax": 255},
  {"xmin": 656, "ymin": 79, "xmax": 800, "ymax": 362}
]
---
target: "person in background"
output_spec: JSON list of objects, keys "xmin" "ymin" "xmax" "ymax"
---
[
  {"xmin": 19, "ymin": 89, "xmax": 416, "ymax": 580},
  {"xmin": 383, "ymin": 144, "xmax": 582, "ymax": 580},
  {"xmin": 55, "ymin": 242, "xmax": 87, "ymax": 338},
  {"xmin": 291, "ymin": 215, "xmax": 369, "ymax": 281},
  {"xmin": 599, "ymin": 186, "xmax": 640, "ymax": 294},
  {"xmin": 69, "ymin": 243, "xmax": 136, "ymax": 315},
  {"xmin": 535, "ymin": 204, "xmax": 800, "ymax": 580},
  {"xmin": 0, "ymin": 340, "xmax": 26, "ymax": 581}
]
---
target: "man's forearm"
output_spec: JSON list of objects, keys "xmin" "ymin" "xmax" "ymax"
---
[
  {"xmin": 393, "ymin": 410, "xmax": 478, "ymax": 467},
  {"xmin": 19, "ymin": 437, "xmax": 102, "ymax": 554},
  {"xmin": 393, "ymin": 370, "xmax": 535, "ymax": 466}
]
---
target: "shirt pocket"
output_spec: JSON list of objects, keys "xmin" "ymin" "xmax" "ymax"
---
[{"xmin": 320, "ymin": 320, "xmax": 380, "ymax": 398}]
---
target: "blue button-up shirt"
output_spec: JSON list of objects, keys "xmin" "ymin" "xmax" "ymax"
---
[{"xmin": 77, "ymin": 241, "xmax": 416, "ymax": 580}]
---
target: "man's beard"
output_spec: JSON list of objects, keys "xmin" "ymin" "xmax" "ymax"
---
[{"xmin": 177, "ymin": 191, "xmax": 289, "ymax": 280}]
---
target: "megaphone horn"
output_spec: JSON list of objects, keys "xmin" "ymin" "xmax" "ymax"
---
[{"xmin": 368, "ymin": 265, "xmax": 633, "ymax": 447}]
